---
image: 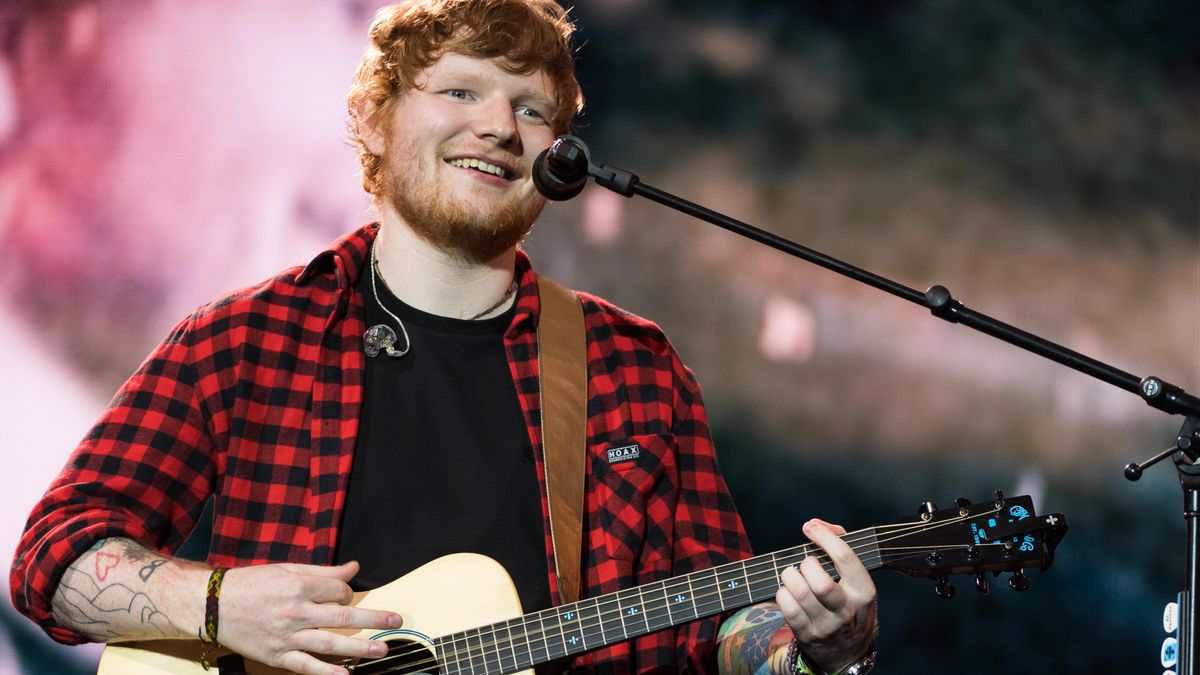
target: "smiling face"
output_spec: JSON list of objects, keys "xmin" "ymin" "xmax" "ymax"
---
[{"xmin": 371, "ymin": 52, "xmax": 558, "ymax": 263}]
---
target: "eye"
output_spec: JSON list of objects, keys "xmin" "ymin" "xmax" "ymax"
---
[
  {"xmin": 516, "ymin": 105, "xmax": 548, "ymax": 123},
  {"xmin": 445, "ymin": 89, "xmax": 473, "ymax": 100}
]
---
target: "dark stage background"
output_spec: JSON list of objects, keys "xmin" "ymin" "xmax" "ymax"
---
[{"xmin": 1, "ymin": 1, "xmax": 1196, "ymax": 672}]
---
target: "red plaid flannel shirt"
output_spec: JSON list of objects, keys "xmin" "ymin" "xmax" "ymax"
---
[{"xmin": 10, "ymin": 224, "xmax": 751, "ymax": 673}]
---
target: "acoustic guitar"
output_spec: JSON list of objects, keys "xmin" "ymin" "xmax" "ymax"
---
[{"xmin": 97, "ymin": 493, "xmax": 1066, "ymax": 674}]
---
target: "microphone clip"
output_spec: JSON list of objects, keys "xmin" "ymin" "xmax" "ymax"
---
[{"xmin": 532, "ymin": 135, "xmax": 639, "ymax": 201}]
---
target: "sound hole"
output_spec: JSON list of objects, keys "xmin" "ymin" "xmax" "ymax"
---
[{"xmin": 347, "ymin": 635, "xmax": 439, "ymax": 675}]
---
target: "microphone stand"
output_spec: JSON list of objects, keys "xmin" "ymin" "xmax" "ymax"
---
[{"xmin": 539, "ymin": 135, "xmax": 1200, "ymax": 672}]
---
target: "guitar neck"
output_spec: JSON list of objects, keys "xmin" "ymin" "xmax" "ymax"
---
[{"xmin": 431, "ymin": 529, "xmax": 883, "ymax": 674}]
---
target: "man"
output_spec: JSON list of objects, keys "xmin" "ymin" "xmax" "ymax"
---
[{"xmin": 10, "ymin": 1, "xmax": 877, "ymax": 674}]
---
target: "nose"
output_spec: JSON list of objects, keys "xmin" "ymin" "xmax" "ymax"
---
[{"xmin": 472, "ymin": 96, "xmax": 520, "ymax": 150}]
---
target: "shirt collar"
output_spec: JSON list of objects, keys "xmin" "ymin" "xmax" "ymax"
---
[
  {"xmin": 295, "ymin": 222, "xmax": 542, "ymax": 336},
  {"xmin": 295, "ymin": 222, "xmax": 377, "ymax": 289}
]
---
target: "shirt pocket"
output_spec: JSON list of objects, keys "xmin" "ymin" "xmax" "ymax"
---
[{"xmin": 590, "ymin": 433, "xmax": 675, "ymax": 564}]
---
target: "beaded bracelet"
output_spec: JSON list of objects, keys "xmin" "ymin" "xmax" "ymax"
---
[
  {"xmin": 198, "ymin": 567, "xmax": 227, "ymax": 671},
  {"xmin": 785, "ymin": 638, "xmax": 877, "ymax": 675},
  {"xmin": 785, "ymin": 638, "xmax": 816, "ymax": 674}
]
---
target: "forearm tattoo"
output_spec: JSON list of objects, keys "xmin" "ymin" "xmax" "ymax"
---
[
  {"xmin": 50, "ymin": 539, "xmax": 176, "ymax": 641},
  {"xmin": 718, "ymin": 604, "xmax": 793, "ymax": 675}
]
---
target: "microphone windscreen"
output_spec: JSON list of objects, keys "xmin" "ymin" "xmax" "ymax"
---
[{"xmin": 532, "ymin": 137, "xmax": 588, "ymax": 201}]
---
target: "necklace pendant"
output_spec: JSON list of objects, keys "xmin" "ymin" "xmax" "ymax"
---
[{"xmin": 363, "ymin": 324, "xmax": 399, "ymax": 358}]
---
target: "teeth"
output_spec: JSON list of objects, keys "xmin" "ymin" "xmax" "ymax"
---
[{"xmin": 448, "ymin": 157, "xmax": 508, "ymax": 178}]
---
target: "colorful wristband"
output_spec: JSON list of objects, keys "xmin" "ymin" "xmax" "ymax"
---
[{"xmin": 198, "ymin": 567, "xmax": 227, "ymax": 671}]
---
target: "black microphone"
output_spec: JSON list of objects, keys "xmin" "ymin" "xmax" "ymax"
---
[{"xmin": 532, "ymin": 136, "xmax": 590, "ymax": 200}]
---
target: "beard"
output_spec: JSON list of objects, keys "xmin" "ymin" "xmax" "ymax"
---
[{"xmin": 379, "ymin": 144, "xmax": 547, "ymax": 264}]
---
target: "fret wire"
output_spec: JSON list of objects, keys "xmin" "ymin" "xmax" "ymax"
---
[
  {"xmin": 558, "ymin": 603, "xmax": 580, "ymax": 655},
  {"xmin": 431, "ymin": 636, "xmax": 452, "ymax": 675},
  {"xmin": 500, "ymin": 615, "xmax": 519, "ymax": 673},
  {"xmin": 508, "ymin": 609, "xmax": 525, "ymax": 667},
  {"xmin": 447, "ymin": 628, "xmax": 470, "ymax": 675},
  {"xmin": 552, "ymin": 600, "xmax": 569, "ymax": 663},
  {"xmin": 686, "ymin": 573, "xmax": 699, "ymax": 623},
  {"xmin": 552, "ymin": 605, "xmax": 569, "ymax": 662},
  {"xmin": 536, "ymin": 608, "xmax": 553, "ymax": 664},
  {"xmin": 581, "ymin": 596, "xmax": 601, "ymax": 652},
  {"xmin": 627, "ymin": 580, "xmax": 650, "ymax": 636},
  {"xmin": 597, "ymin": 593, "xmax": 624, "ymax": 645},
  {"xmin": 448, "ymin": 631, "xmax": 468, "ymax": 675},
  {"xmin": 480, "ymin": 620, "xmax": 501, "ymax": 674},
  {"xmin": 465, "ymin": 625, "xmax": 485, "ymax": 675},
  {"xmin": 642, "ymin": 579, "xmax": 673, "ymax": 634},
  {"xmin": 483, "ymin": 619, "xmax": 502, "ymax": 673}
]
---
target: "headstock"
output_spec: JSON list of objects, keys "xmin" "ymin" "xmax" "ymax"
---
[{"xmin": 875, "ymin": 491, "xmax": 1067, "ymax": 598}]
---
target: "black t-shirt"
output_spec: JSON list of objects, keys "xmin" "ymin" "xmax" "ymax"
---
[{"xmin": 335, "ymin": 270, "xmax": 552, "ymax": 613}]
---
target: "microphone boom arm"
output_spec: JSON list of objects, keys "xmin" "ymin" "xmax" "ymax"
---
[{"xmin": 550, "ymin": 136, "xmax": 1200, "ymax": 420}]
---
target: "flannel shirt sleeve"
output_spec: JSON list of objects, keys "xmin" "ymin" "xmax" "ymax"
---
[
  {"xmin": 670, "ymin": 358, "xmax": 753, "ymax": 673},
  {"xmin": 9, "ymin": 313, "xmax": 217, "ymax": 644}
]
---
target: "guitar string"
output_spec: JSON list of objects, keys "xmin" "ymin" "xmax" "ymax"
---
[
  {"xmin": 358, "ymin": 507, "xmax": 1030, "ymax": 674},
  {"xmin": 356, "ymin": 509, "xmax": 1016, "ymax": 674},
  {"xmin": 359, "ymin": 512, "xmax": 1019, "ymax": 675}
]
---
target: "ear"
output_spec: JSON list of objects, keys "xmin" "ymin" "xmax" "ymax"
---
[{"xmin": 352, "ymin": 97, "xmax": 388, "ymax": 156}]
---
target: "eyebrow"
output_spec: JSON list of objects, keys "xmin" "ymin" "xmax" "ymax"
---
[{"xmin": 514, "ymin": 90, "xmax": 555, "ymax": 112}]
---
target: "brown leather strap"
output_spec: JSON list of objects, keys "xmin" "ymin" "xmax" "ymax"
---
[{"xmin": 536, "ymin": 275, "xmax": 587, "ymax": 604}]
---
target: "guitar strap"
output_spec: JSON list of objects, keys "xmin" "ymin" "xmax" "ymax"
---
[{"xmin": 536, "ymin": 275, "xmax": 587, "ymax": 605}]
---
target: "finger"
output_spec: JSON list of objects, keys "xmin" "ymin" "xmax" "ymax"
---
[
  {"xmin": 794, "ymin": 555, "xmax": 846, "ymax": 613},
  {"xmin": 292, "ymin": 628, "xmax": 391, "ymax": 660},
  {"xmin": 779, "ymin": 557, "xmax": 846, "ymax": 640},
  {"xmin": 277, "ymin": 648, "xmax": 352, "ymax": 675},
  {"xmin": 311, "ymin": 603, "xmax": 403, "ymax": 631},
  {"xmin": 300, "ymin": 575, "xmax": 357, "ymax": 605},
  {"xmin": 803, "ymin": 520, "xmax": 875, "ymax": 593},
  {"xmin": 774, "ymin": 570, "xmax": 812, "ymax": 635}
]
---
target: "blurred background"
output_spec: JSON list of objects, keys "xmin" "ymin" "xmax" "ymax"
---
[{"xmin": 0, "ymin": 0, "xmax": 1196, "ymax": 672}]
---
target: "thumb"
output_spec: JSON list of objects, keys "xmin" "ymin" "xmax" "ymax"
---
[
  {"xmin": 279, "ymin": 560, "xmax": 360, "ymax": 580},
  {"xmin": 806, "ymin": 519, "xmax": 848, "ymax": 536}
]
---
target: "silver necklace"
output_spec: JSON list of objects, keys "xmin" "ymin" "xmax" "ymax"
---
[{"xmin": 362, "ymin": 243, "xmax": 518, "ymax": 358}]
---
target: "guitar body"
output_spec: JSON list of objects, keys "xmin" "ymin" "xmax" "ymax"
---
[{"xmin": 97, "ymin": 553, "xmax": 529, "ymax": 675}]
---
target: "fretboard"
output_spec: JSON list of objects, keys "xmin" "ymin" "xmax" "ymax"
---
[{"xmin": 432, "ymin": 529, "xmax": 882, "ymax": 675}]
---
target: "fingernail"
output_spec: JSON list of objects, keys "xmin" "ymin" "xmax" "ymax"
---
[
  {"xmin": 372, "ymin": 641, "xmax": 388, "ymax": 657},
  {"xmin": 388, "ymin": 614, "xmax": 402, "ymax": 628}
]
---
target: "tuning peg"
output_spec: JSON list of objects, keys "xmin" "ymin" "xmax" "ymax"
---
[
  {"xmin": 965, "ymin": 544, "xmax": 980, "ymax": 561},
  {"xmin": 993, "ymin": 490, "xmax": 1006, "ymax": 509},
  {"xmin": 934, "ymin": 576, "xmax": 956, "ymax": 599},
  {"xmin": 974, "ymin": 573, "xmax": 990, "ymax": 595},
  {"xmin": 926, "ymin": 551, "xmax": 942, "ymax": 567},
  {"xmin": 1008, "ymin": 569, "xmax": 1031, "ymax": 591},
  {"xmin": 918, "ymin": 501, "xmax": 938, "ymax": 521},
  {"xmin": 1002, "ymin": 540, "xmax": 1015, "ymax": 559},
  {"xmin": 955, "ymin": 497, "xmax": 972, "ymax": 516}
]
